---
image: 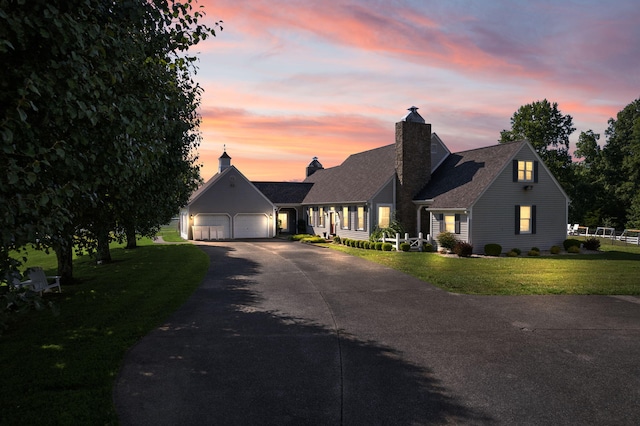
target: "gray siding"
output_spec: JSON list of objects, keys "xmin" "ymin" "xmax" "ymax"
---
[
  {"xmin": 430, "ymin": 212, "xmax": 469, "ymax": 247},
  {"xmin": 471, "ymin": 145, "xmax": 567, "ymax": 253}
]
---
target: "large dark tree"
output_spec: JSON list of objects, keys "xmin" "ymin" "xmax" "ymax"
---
[
  {"xmin": 1, "ymin": 0, "xmax": 219, "ymax": 282},
  {"xmin": 500, "ymin": 99, "xmax": 576, "ymax": 190}
]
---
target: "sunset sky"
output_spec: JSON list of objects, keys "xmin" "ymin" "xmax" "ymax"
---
[{"xmin": 192, "ymin": 0, "xmax": 639, "ymax": 182}]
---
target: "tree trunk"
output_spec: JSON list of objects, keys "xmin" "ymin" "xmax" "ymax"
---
[
  {"xmin": 55, "ymin": 240, "xmax": 73, "ymax": 285},
  {"xmin": 125, "ymin": 224, "xmax": 137, "ymax": 249},
  {"xmin": 96, "ymin": 229, "xmax": 112, "ymax": 263}
]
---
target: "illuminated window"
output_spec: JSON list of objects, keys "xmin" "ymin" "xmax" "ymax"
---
[
  {"xmin": 516, "ymin": 205, "xmax": 536, "ymax": 234},
  {"xmin": 520, "ymin": 206, "xmax": 531, "ymax": 233},
  {"xmin": 357, "ymin": 206, "xmax": 364, "ymax": 230},
  {"xmin": 342, "ymin": 207, "xmax": 349, "ymax": 229},
  {"xmin": 444, "ymin": 214, "xmax": 456, "ymax": 232},
  {"xmin": 378, "ymin": 206, "xmax": 391, "ymax": 228},
  {"xmin": 308, "ymin": 208, "xmax": 314, "ymax": 226},
  {"xmin": 319, "ymin": 207, "xmax": 325, "ymax": 227},
  {"xmin": 518, "ymin": 161, "xmax": 534, "ymax": 182}
]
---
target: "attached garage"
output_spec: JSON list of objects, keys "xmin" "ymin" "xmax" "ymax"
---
[
  {"xmin": 234, "ymin": 213, "xmax": 269, "ymax": 238},
  {"xmin": 193, "ymin": 214, "xmax": 231, "ymax": 240}
]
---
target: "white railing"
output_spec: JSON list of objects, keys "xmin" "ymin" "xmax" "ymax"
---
[{"xmin": 380, "ymin": 232, "xmax": 431, "ymax": 251}]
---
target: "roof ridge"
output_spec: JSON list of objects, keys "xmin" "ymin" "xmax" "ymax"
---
[{"xmin": 453, "ymin": 140, "xmax": 525, "ymax": 155}]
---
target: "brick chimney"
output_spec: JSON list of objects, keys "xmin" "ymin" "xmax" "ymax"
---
[{"xmin": 395, "ymin": 106, "xmax": 431, "ymax": 234}]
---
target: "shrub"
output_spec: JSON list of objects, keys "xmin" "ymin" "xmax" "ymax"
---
[
  {"xmin": 301, "ymin": 236, "xmax": 326, "ymax": 243},
  {"xmin": 363, "ymin": 241, "xmax": 370, "ymax": 249},
  {"xmin": 333, "ymin": 236, "xmax": 341, "ymax": 244},
  {"xmin": 550, "ymin": 245, "xmax": 561, "ymax": 254},
  {"xmin": 531, "ymin": 247, "xmax": 540, "ymax": 252},
  {"xmin": 454, "ymin": 242, "xmax": 473, "ymax": 257},
  {"xmin": 290, "ymin": 234, "xmax": 314, "ymax": 241},
  {"xmin": 375, "ymin": 242, "xmax": 383, "ymax": 250},
  {"xmin": 567, "ymin": 245, "xmax": 581, "ymax": 253},
  {"xmin": 422, "ymin": 243, "xmax": 434, "ymax": 252},
  {"xmin": 563, "ymin": 238, "xmax": 581, "ymax": 251},
  {"xmin": 484, "ymin": 243, "xmax": 502, "ymax": 256},
  {"xmin": 511, "ymin": 248, "xmax": 522, "ymax": 255},
  {"xmin": 527, "ymin": 249, "xmax": 540, "ymax": 256},
  {"xmin": 400, "ymin": 242, "xmax": 411, "ymax": 252},
  {"xmin": 506, "ymin": 250, "xmax": 519, "ymax": 257},
  {"xmin": 382, "ymin": 243, "xmax": 393, "ymax": 251},
  {"xmin": 583, "ymin": 237, "xmax": 601, "ymax": 251},
  {"xmin": 437, "ymin": 231, "xmax": 458, "ymax": 250}
]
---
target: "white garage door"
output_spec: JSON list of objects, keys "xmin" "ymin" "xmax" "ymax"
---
[
  {"xmin": 234, "ymin": 214, "xmax": 269, "ymax": 238},
  {"xmin": 194, "ymin": 214, "xmax": 230, "ymax": 240}
]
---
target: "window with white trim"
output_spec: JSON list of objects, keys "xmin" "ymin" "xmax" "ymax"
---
[
  {"xmin": 378, "ymin": 206, "xmax": 391, "ymax": 228},
  {"xmin": 515, "ymin": 205, "xmax": 536, "ymax": 234},
  {"xmin": 357, "ymin": 206, "xmax": 365, "ymax": 230},
  {"xmin": 318, "ymin": 207, "xmax": 325, "ymax": 227},
  {"xmin": 342, "ymin": 206, "xmax": 349, "ymax": 229},
  {"xmin": 444, "ymin": 214, "xmax": 456, "ymax": 233}
]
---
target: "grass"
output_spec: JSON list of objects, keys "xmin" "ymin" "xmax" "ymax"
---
[
  {"xmin": 1, "ymin": 237, "xmax": 209, "ymax": 425},
  {"xmin": 326, "ymin": 238, "xmax": 640, "ymax": 295}
]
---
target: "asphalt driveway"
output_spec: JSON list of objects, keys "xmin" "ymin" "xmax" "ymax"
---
[{"xmin": 114, "ymin": 240, "xmax": 640, "ymax": 425}]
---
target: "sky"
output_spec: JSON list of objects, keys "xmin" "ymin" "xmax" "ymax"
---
[{"xmin": 191, "ymin": 0, "xmax": 640, "ymax": 182}]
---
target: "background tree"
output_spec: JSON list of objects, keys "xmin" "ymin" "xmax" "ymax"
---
[
  {"xmin": 500, "ymin": 99, "xmax": 576, "ymax": 190},
  {"xmin": 599, "ymin": 98, "xmax": 640, "ymax": 228}
]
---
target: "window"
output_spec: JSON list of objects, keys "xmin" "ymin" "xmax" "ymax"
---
[
  {"xmin": 342, "ymin": 207, "xmax": 349, "ymax": 229},
  {"xmin": 378, "ymin": 206, "xmax": 391, "ymax": 228},
  {"xmin": 515, "ymin": 205, "xmax": 536, "ymax": 234},
  {"xmin": 444, "ymin": 214, "xmax": 456, "ymax": 232},
  {"xmin": 318, "ymin": 207, "xmax": 325, "ymax": 227},
  {"xmin": 441, "ymin": 213, "xmax": 461, "ymax": 234},
  {"xmin": 513, "ymin": 160, "xmax": 538, "ymax": 183},
  {"xmin": 308, "ymin": 208, "xmax": 314, "ymax": 226},
  {"xmin": 357, "ymin": 206, "xmax": 365, "ymax": 230}
]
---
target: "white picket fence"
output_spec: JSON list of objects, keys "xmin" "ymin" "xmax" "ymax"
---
[{"xmin": 379, "ymin": 232, "xmax": 431, "ymax": 251}]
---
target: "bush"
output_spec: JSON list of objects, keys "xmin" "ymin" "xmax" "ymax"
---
[
  {"xmin": 531, "ymin": 247, "xmax": 540, "ymax": 252},
  {"xmin": 437, "ymin": 231, "xmax": 458, "ymax": 250},
  {"xmin": 563, "ymin": 238, "xmax": 581, "ymax": 251},
  {"xmin": 567, "ymin": 245, "xmax": 581, "ymax": 254},
  {"xmin": 454, "ymin": 242, "xmax": 473, "ymax": 257},
  {"xmin": 364, "ymin": 241, "xmax": 371, "ymax": 249},
  {"xmin": 290, "ymin": 234, "xmax": 314, "ymax": 241},
  {"xmin": 550, "ymin": 245, "xmax": 561, "ymax": 254},
  {"xmin": 333, "ymin": 236, "xmax": 341, "ymax": 244},
  {"xmin": 422, "ymin": 243, "xmax": 434, "ymax": 252},
  {"xmin": 506, "ymin": 250, "xmax": 519, "ymax": 257},
  {"xmin": 527, "ymin": 249, "xmax": 540, "ymax": 256},
  {"xmin": 375, "ymin": 242, "xmax": 383, "ymax": 250},
  {"xmin": 484, "ymin": 243, "xmax": 502, "ymax": 256},
  {"xmin": 583, "ymin": 237, "xmax": 601, "ymax": 251},
  {"xmin": 301, "ymin": 236, "xmax": 326, "ymax": 243},
  {"xmin": 400, "ymin": 242, "xmax": 411, "ymax": 252},
  {"xmin": 382, "ymin": 243, "xmax": 393, "ymax": 251},
  {"xmin": 511, "ymin": 248, "xmax": 522, "ymax": 255}
]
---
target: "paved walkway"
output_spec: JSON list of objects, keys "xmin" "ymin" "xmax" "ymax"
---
[{"xmin": 114, "ymin": 240, "xmax": 640, "ymax": 425}]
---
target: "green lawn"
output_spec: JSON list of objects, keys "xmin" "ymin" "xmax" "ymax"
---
[
  {"xmin": 1, "ymin": 238, "xmax": 208, "ymax": 425},
  {"xmin": 327, "ymin": 238, "xmax": 640, "ymax": 295}
]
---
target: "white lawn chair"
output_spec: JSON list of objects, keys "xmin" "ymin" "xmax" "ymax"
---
[
  {"xmin": 22, "ymin": 267, "xmax": 62, "ymax": 295},
  {"xmin": 570, "ymin": 224, "xmax": 580, "ymax": 235}
]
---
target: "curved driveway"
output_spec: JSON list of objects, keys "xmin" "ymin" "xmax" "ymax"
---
[{"xmin": 114, "ymin": 240, "xmax": 640, "ymax": 425}]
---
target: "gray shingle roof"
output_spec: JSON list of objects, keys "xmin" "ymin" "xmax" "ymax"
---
[
  {"xmin": 415, "ymin": 141, "xmax": 525, "ymax": 208},
  {"xmin": 252, "ymin": 182, "xmax": 313, "ymax": 204},
  {"xmin": 302, "ymin": 144, "xmax": 396, "ymax": 204}
]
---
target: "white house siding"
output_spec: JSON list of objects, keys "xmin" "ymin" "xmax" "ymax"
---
[
  {"xmin": 334, "ymin": 205, "xmax": 370, "ymax": 241},
  {"xmin": 471, "ymin": 145, "xmax": 567, "ymax": 253}
]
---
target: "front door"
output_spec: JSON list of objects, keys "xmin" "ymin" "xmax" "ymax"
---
[{"xmin": 329, "ymin": 212, "xmax": 336, "ymax": 235}]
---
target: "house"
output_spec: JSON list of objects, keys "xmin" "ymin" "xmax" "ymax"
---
[{"xmin": 180, "ymin": 107, "xmax": 569, "ymax": 253}]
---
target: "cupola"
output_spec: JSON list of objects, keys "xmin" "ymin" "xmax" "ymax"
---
[
  {"xmin": 218, "ymin": 146, "xmax": 231, "ymax": 173},
  {"xmin": 306, "ymin": 156, "xmax": 324, "ymax": 177}
]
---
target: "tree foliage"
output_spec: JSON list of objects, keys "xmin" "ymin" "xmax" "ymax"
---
[
  {"xmin": 500, "ymin": 99, "xmax": 575, "ymax": 189},
  {"xmin": 1, "ymin": 0, "xmax": 220, "ymax": 282}
]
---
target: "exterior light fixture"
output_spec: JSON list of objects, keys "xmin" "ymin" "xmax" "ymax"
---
[{"xmin": 523, "ymin": 185, "xmax": 534, "ymax": 191}]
